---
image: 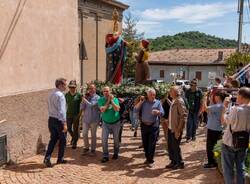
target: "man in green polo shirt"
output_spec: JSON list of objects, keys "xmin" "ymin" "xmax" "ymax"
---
[
  {"xmin": 98, "ymin": 86, "xmax": 120, "ymax": 163},
  {"xmin": 65, "ymin": 80, "xmax": 82, "ymax": 149}
]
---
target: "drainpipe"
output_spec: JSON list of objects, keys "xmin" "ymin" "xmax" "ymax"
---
[
  {"xmin": 95, "ymin": 14, "xmax": 99, "ymax": 81},
  {"xmin": 80, "ymin": 11, "xmax": 84, "ymax": 91}
]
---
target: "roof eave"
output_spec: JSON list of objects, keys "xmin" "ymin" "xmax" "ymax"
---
[
  {"xmin": 101, "ymin": 0, "xmax": 129, "ymax": 10},
  {"xmin": 148, "ymin": 62, "xmax": 226, "ymax": 66}
]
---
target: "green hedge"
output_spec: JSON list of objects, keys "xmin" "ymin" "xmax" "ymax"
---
[{"xmin": 85, "ymin": 80, "xmax": 171, "ymax": 99}]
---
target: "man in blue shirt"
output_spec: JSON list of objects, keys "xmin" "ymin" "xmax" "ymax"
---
[
  {"xmin": 203, "ymin": 91, "xmax": 226, "ymax": 168},
  {"xmin": 44, "ymin": 78, "xmax": 68, "ymax": 167},
  {"xmin": 135, "ymin": 88, "xmax": 164, "ymax": 167},
  {"xmin": 81, "ymin": 83, "xmax": 100, "ymax": 155}
]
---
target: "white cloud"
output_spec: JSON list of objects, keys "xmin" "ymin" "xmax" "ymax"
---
[
  {"xmin": 136, "ymin": 21, "xmax": 170, "ymax": 38},
  {"xmin": 141, "ymin": 3, "xmax": 236, "ymax": 24},
  {"xmin": 137, "ymin": 21, "xmax": 160, "ymax": 25}
]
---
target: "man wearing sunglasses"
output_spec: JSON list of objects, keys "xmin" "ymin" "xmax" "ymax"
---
[{"xmin": 65, "ymin": 80, "xmax": 82, "ymax": 149}]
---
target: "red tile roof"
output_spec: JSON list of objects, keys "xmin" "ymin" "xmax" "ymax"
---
[{"xmin": 148, "ymin": 48, "xmax": 236, "ymax": 66}]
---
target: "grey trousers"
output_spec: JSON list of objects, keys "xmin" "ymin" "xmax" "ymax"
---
[{"xmin": 82, "ymin": 122, "xmax": 99, "ymax": 151}]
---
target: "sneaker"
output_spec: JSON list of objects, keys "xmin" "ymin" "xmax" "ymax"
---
[
  {"xmin": 148, "ymin": 163, "xmax": 154, "ymax": 168},
  {"xmin": 101, "ymin": 157, "xmax": 109, "ymax": 163},
  {"xmin": 203, "ymin": 163, "xmax": 217, "ymax": 169},
  {"xmin": 43, "ymin": 159, "xmax": 52, "ymax": 168},
  {"xmin": 81, "ymin": 148, "xmax": 89, "ymax": 155},
  {"xmin": 56, "ymin": 159, "xmax": 67, "ymax": 164},
  {"xmin": 145, "ymin": 160, "xmax": 154, "ymax": 167},
  {"xmin": 112, "ymin": 154, "xmax": 118, "ymax": 160},
  {"xmin": 192, "ymin": 137, "xmax": 196, "ymax": 141}
]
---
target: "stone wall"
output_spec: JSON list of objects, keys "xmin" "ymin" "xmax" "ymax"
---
[{"xmin": 0, "ymin": 90, "xmax": 51, "ymax": 163}]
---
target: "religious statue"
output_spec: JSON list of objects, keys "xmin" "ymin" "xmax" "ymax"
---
[
  {"xmin": 135, "ymin": 39, "xmax": 151, "ymax": 84},
  {"xmin": 112, "ymin": 8, "xmax": 119, "ymax": 33},
  {"xmin": 105, "ymin": 9, "xmax": 127, "ymax": 84}
]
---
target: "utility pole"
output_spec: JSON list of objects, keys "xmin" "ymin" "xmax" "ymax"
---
[
  {"xmin": 237, "ymin": 0, "xmax": 244, "ymax": 52},
  {"xmin": 80, "ymin": 11, "xmax": 84, "ymax": 92}
]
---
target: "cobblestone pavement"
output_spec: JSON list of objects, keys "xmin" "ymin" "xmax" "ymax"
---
[{"xmin": 0, "ymin": 125, "xmax": 223, "ymax": 184}]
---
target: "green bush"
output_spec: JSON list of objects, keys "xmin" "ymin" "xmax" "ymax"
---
[{"xmin": 86, "ymin": 80, "xmax": 171, "ymax": 99}]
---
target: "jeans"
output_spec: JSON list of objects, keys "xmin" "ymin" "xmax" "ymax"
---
[
  {"xmin": 141, "ymin": 123, "xmax": 159, "ymax": 162},
  {"xmin": 186, "ymin": 112, "xmax": 199, "ymax": 139},
  {"xmin": 45, "ymin": 117, "xmax": 67, "ymax": 161},
  {"xmin": 168, "ymin": 129, "xmax": 183, "ymax": 165},
  {"xmin": 129, "ymin": 110, "xmax": 139, "ymax": 129},
  {"xmin": 67, "ymin": 116, "xmax": 79, "ymax": 146},
  {"xmin": 221, "ymin": 143, "xmax": 248, "ymax": 184},
  {"xmin": 82, "ymin": 122, "xmax": 98, "ymax": 151},
  {"xmin": 206, "ymin": 129, "xmax": 222, "ymax": 164},
  {"xmin": 102, "ymin": 121, "xmax": 121, "ymax": 158}
]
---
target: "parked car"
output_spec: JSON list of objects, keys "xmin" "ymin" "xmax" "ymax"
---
[{"xmin": 174, "ymin": 80, "xmax": 190, "ymax": 88}]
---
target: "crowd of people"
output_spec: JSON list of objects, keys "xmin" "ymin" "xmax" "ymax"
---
[{"xmin": 43, "ymin": 77, "xmax": 250, "ymax": 184}]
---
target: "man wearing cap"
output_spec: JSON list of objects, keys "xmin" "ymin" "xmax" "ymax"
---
[
  {"xmin": 135, "ymin": 39, "xmax": 150, "ymax": 84},
  {"xmin": 65, "ymin": 80, "xmax": 82, "ymax": 149},
  {"xmin": 185, "ymin": 79, "xmax": 203, "ymax": 142}
]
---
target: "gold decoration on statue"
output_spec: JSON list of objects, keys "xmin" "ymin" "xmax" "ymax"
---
[{"xmin": 112, "ymin": 8, "xmax": 119, "ymax": 33}]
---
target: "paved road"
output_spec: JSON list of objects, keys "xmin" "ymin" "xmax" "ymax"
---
[{"xmin": 0, "ymin": 125, "xmax": 223, "ymax": 184}]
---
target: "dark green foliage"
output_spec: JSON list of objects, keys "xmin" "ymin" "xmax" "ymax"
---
[
  {"xmin": 225, "ymin": 52, "xmax": 250, "ymax": 75},
  {"xmin": 149, "ymin": 31, "xmax": 237, "ymax": 51},
  {"xmin": 91, "ymin": 80, "xmax": 170, "ymax": 99}
]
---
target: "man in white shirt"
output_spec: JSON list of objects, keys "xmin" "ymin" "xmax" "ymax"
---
[
  {"xmin": 221, "ymin": 87, "xmax": 250, "ymax": 184},
  {"xmin": 44, "ymin": 78, "xmax": 68, "ymax": 167}
]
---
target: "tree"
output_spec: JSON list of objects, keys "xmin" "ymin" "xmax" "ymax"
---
[
  {"xmin": 225, "ymin": 52, "xmax": 250, "ymax": 75},
  {"xmin": 122, "ymin": 12, "xmax": 144, "ymax": 79}
]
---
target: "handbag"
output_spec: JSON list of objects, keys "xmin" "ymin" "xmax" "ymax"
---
[{"xmin": 230, "ymin": 124, "xmax": 249, "ymax": 149}]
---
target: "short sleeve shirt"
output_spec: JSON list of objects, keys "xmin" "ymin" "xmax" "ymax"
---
[
  {"xmin": 98, "ymin": 97, "xmax": 120, "ymax": 124},
  {"xmin": 206, "ymin": 103, "xmax": 223, "ymax": 131}
]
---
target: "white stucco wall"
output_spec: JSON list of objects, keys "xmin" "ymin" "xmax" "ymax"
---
[
  {"xmin": 0, "ymin": 0, "xmax": 79, "ymax": 97},
  {"xmin": 150, "ymin": 65, "xmax": 226, "ymax": 87}
]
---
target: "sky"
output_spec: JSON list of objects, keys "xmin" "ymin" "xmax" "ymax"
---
[{"xmin": 119, "ymin": 0, "xmax": 250, "ymax": 42}]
